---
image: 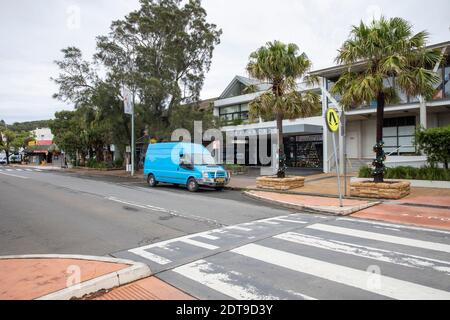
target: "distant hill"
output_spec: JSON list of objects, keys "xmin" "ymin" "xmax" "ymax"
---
[{"xmin": 5, "ymin": 120, "xmax": 53, "ymax": 132}]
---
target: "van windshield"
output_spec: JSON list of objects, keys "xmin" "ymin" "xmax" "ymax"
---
[{"xmin": 182, "ymin": 153, "xmax": 216, "ymax": 166}]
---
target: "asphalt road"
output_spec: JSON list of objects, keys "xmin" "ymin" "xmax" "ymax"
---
[
  {"xmin": 1, "ymin": 166, "xmax": 449, "ymax": 300},
  {"xmin": 0, "ymin": 167, "xmax": 291, "ymax": 256}
]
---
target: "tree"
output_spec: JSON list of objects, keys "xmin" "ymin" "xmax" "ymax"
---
[
  {"xmin": 246, "ymin": 41, "xmax": 321, "ymax": 178},
  {"xmin": 51, "ymin": 0, "xmax": 222, "ymax": 167},
  {"xmin": 331, "ymin": 17, "xmax": 442, "ymax": 182},
  {"xmin": 95, "ymin": 0, "xmax": 222, "ymax": 129},
  {"xmin": 50, "ymin": 110, "xmax": 86, "ymax": 165},
  {"xmin": 11, "ymin": 131, "xmax": 34, "ymax": 151},
  {"xmin": 0, "ymin": 128, "xmax": 16, "ymax": 165},
  {"xmin": 416, "ymin": 125, "xmax": 450, "ymax": 169}
]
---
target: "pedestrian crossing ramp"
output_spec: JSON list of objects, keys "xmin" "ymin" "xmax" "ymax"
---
[{"xmin": 115, "ymin": 215, "xmax": 450, "ymax": 300}]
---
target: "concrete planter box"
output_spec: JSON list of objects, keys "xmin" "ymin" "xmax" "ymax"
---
[
  {"xmin": 350, "ymin": 180, "xmax": 411, "ymax": 199},
  {"xmin": 351, "ymin": 177, "xmax": 450, "ymax": 189},
  {"xmin": 256, "ymin": 176, "xmax": 305, "ymax": 191}
]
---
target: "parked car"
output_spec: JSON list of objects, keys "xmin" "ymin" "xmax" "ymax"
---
[
  {"xmin": 144, "ymin": 142, "xmax": 230, "ymax": 192},
  {"xmin": 9, "ymin": 154, "xmax": 22, "ymax": 163},
  {"xmin": 0, "ymin": 156, "xmax": 6, "ymax": 164}
]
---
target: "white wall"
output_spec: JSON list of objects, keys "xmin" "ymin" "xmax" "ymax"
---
[{"xmin": 32, "ymin": 128, "xmax": 53, "ymax": 141}]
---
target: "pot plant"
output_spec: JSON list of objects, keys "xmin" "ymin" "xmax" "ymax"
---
[{"xmin": 331, "ymin": 17, "xmax": 442, "ymax": 199}]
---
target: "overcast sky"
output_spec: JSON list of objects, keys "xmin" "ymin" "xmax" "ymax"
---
[{"xmin": 1, "ymin": 0, "xmax": 449, "ymax": 124}]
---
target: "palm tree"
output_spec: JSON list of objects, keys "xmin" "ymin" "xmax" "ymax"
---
[
  {"xmin": 247, "ymin": 41, "xmax": 320, "ymax": 178},
  {"xmin": 331, "ymin": 17, "xmax": 442, "ymax": 183}
]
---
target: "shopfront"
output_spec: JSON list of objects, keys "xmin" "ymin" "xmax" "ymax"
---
[{"xmin": 284, "ymin": 134, "xmax": 323, "ymax": 169}]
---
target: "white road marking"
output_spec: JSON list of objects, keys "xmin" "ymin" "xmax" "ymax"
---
[
  {"xmin": 260, "ymin": 220, "xmax": 280, "ymax": 225},
  {"xmin": 232, "ymin": 244, "xmax": 450, "ymax": 300},
  {"xmin": 180, "ymin": 238, "xmax": 219, "ymax": 250},
  {"xmin": 0, "ymin": 172, "xmax": 29, "ymax": 179},
  {"xmin": 198, "ymin": 234, "xmax": 220, "ymax": 241},
  {"xmin": 6, "ymin": 169, "xmax": 13, "ymax": 172},
  {"xmin": 275, "ymin": 232, "xmax": 450, "ymax": 275},
  {"xmin": 25, "ymin": 169, "xmax": 34, "ymax": 172},
  {"xmin": 227, "ymin": 226, "xmax": 252, "ymax": 232},
  {"xmin": 107, "ymin": 196, "xmax": 222, "ymax": 226},
  {"xmin": 308, "ymin": 224, "xmax": 450, "ymax": 253},
  {"xmin": 338, "ymin": 217, "xmax": 450, "ymax": 235},
  {"xmin": 128, "ymin": 248, "xmax": 172, "ymax": 265},
  {"xmin": 173, "ymin": 260, "xmax": 291, "ymax": 300},
  {"xmin": 34, "ymin": 169, "xmax": 43, "ymax": 172},
  {"xmin": 15, "ymin": 169, "xmax": 23, "ymax": 171},
  {"xmin": 272, "ymin": 218, "xmax": 308, "ymax": 224}
]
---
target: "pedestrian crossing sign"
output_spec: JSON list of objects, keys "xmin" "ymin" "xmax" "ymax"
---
[{"xmin": 326, "ymin": 108, "xmax": 340, "ymax": 132}]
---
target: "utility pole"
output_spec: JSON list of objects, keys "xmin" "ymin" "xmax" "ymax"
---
[{"xmin": 131, "ymin": 93, "xmax": 135, "ymax": 177}]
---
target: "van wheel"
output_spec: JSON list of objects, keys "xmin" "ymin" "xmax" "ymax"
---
[
  {"xmin": 147, "ymin": 174, "xmax": 158, "ymax": 187},
  {"xmin": 187, "ymin": 178, "xmax": 199, "ymax": 192}
]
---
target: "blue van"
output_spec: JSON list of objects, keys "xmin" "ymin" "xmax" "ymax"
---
[{"xmin": 144, "ymin": 142, "xmax": 230, "ymax": 192}]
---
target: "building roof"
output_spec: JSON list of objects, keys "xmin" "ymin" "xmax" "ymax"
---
[
  {"xmin": 219, "ymin": 76, "xmax": 271, "ymax": 99},
  {"xmin": 310, "ymin": 40, "xmax": 450, "ymax": 79}
]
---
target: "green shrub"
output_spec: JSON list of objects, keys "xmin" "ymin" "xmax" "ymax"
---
[
  {"xmin": 358, "ymin": 165, "xmax": 450, "ymax": 181},
  {"xmin": 415, "ymin": 125, "xmax": 450, "ymax": 169},
  {"xmin": 224, "ymin": 164, "xmax": 248, "ymax": 174},
  {"xmin": 358, "ymin": 166, "xmax": 373, "ymax": 178},
  {"xmin": 86, "ymin": 159, "xmax": 108, "ymax": 169},
  {"xmin": 114, "ymin": 158, "xmax": 124, "ymax": 168}
]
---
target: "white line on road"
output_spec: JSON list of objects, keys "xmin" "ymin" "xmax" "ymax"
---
[
  {"xmin": 271, "ymin": 218, "xmax": 308, "ymax": 224},
  {"xmin": 179, "ymin": 238, "xmax": 219, "ymax": 250},
  {"xmin": 198, "ymin": 234, "xmax": 220, "ymax": 241},
  {"xmin": 338, "ymin": 217, "xmax": 450, "ymax": 235},
  {"xmin": 260, "ymin": 220, "xmax": 280, "ymax": 225},
  {"xmin": 226, "ymin": 226, "xmax": 252, "ymax": 232},
  {"xmin": 173, "ymin": 260, "xmax": 303, "ymax": 300},
  {"xmin": 0, "ymin": 172, "xmax": 29, "ymax": 179},
  {"xmin": 232, "ymin": 244, "xmax": 450, "ymax": 300},
  {"xmin": 15, "ymin": 169, "xmax": 23, "ymax": 171},
  {"xmin": 128, "ymin": 248, "xmax": 172, "ymax": 265},
  {"xmin": 6, "ymin": 169, "xmax": 13, "ymax": 172},
  {"xmin": 307, "ymin": 224, "xmax": 450, "ymax": 253},
  {"xmin": 275, "ymin": 232, "xmax": 450, "ymax": 274}
]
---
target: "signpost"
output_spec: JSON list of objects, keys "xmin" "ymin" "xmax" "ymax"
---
[
  {"xmin": 326, "ymin": 108, "xmax": 343, "ymax": 207},
  {"xmin": 122, "ymin": 87, "xmax": 135, "ymax": 176}
]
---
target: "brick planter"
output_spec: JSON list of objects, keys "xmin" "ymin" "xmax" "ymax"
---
[
  {"xmin": 256, "ymin": 176, "xmax": 305, "ymax": 191},
  {"xmin": 350, "ymin": 180, "xmax": 411, "ymax": 199}
]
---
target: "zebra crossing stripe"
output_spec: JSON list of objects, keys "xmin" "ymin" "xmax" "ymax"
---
[
  {"xmin": 180, "ymin": 238, "xmax": 219, "ymax": 250},
  {"xmin": 198, "ymin": 234, "xmax": 220, "ymax": 241},
  {"xmin": 25, "ymin": 169, "xmax": 34, "ymax": 172},
  {"xmin": 338, "ymin": 217, "xmax": 450, "ymax": 235},
  {"xmin": 307, "ymin": 224, "xmax": 450, "ymax": 253},
  {"xmin": 15, "ymin": 169, "xmax": 23, "ymax": 171},
  {"xmin": 227, "ymin": 226, "xmax": 252, "ymax": 232},
  {"xmin": 173, "ymin": 259, "xmax": 312, "ymax": 300},
  {"xmin": 232, "ymin": 243, "xmax": 450, "ymax": 300},
  {"xmin": 6, "ymin": 169, "xmax": 13, "ymax": 172},
  {"xmin": 128, "ymin": 248, "xmax": 172, "ymax": 265},
  {"xmin": 275, "ymin": 232, "xmax": 450, "ymax": 274},
  {"xmin": 260, "ymin": 220, "xmax": 280, "ymax": 225},
  {"xmin": 272, "ymin": 218, "xmax": 308, "ymax": 224}
]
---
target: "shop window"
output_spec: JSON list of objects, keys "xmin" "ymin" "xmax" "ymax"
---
[{"xmin": 383, "ymin": 116, "xmax": 416, "ymax": 155}]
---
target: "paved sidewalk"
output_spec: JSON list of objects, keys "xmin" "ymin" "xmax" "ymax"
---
[
  {"xmin": 245, "ymin": 190, "xmax": 379, "ymax": 215},
  {"xmin": 0, "ymin": 255, "xmax": 151, "ymax": 300},
  {"xmin": 91, "ymin": 277, "xmax": 194, "ymax": 300},
  {"xmin": 353, "ymin": 193, "xmax": 450, "ymax": 230}
]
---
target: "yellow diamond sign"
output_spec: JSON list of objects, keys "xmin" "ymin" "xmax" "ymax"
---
[{"xmin": 326, "ymin": 108, "xmax": 340, "ymax": 132}]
